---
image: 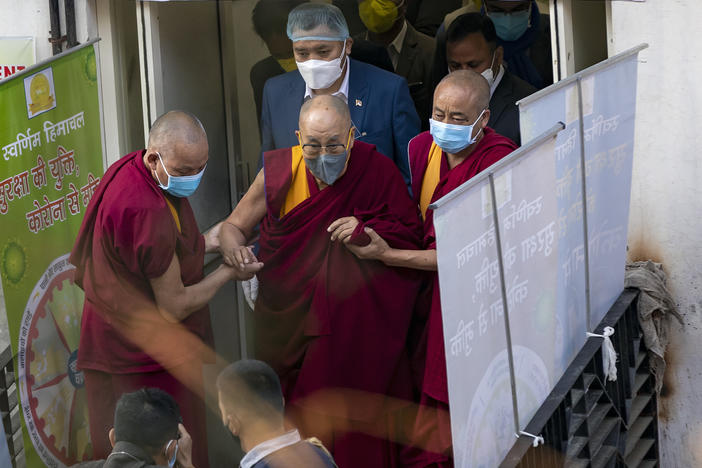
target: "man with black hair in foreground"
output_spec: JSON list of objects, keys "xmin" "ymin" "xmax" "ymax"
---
[
  {"xmin": 73, "ymin": 388, "xmax": 195, "ymax": 468},
  {"xmin": 217, "ymin": 360, "xmax": 337, "ymax": 468}
]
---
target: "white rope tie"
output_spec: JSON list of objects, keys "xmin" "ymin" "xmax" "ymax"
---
[
  {"xmin": 516, "ymin": 431, "xmax": 545, "ymax": 448},
  {"xmin": 586, "ymin": 326, "xmax": 618, "ymax": 382}
]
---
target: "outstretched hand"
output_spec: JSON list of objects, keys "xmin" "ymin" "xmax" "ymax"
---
[{"xmin": 344, "ymin": 227, "xmax": 390, "ymax": 260}]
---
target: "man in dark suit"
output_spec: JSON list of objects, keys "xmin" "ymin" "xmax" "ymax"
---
[
  {"xmin": 444, "ymin": 12, "xmax": 536, "ymax": 145},
  {"xmin": 432, "ymin": 1, "xmax": 552, "ymax": 92},
  {"xmin": 355, "ymin": 0, "xmax": 436, "ymax": 128},
  {"xmin": 260, "ymin": 2, "xmax": 420, "ymax": 188}
]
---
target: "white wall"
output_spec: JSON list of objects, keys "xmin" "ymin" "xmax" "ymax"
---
[
  {"xmin": 608, "ymin": 0, "xmax": 702, "ymax": 465},
  {"xmin": 0, "ymin": 0, "xmax": 94, "ymax": 63},
  {"xmin": 0, "ymin": 0, "xmax": 53, "ymax": 61}
]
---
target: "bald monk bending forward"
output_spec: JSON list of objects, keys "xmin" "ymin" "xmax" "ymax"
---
[
  {"xmin": 220, "ymin": 95, "xmax": 424, "ymax": 467},
  {"xmin": 346, "ymin": 70, "xmax": 518, "ymax": 466},
  {"xmin": 70, "ymin": 111, "xmax": 260, "ymax": 467}
]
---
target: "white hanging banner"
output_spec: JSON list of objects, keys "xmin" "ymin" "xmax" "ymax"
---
[
  {"xmin": 433, "ymin": 129, "xmax": 561, "ymax": 467},
  {"xmin": 519, "ymin": 49, "xmax": 641, "ymax": 330},
  {"xmin": 432, "ymin": 44, "xmax": 645, "ymax": 466}
]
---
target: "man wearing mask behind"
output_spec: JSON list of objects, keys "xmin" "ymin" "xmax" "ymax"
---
[
  {"xmin": 260, "ymin": 2, "xmax": 420, "ymax": 189},
  {"xmin": 446, "ymin": 12, "xmax": 535, "ymax": 144},
  {"xmin": 431, "ymin": 0, "xmax": 551, "ymax": 92},
  {"xmin": 356, "ymin": 0, "xmax": 435, "ymax": 129},
  {"xmin": 70, "ymin": 111, "xmax": 261, "ymax": 467},
  {"xmin": 483, "ymin": 0, "xmax": 552, "ymax": 89}
]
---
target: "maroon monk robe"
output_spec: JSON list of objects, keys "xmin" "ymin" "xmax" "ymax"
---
[
  {"xmin": 256, "ymin": 141, "xmax": 424, "ymax": 468},
  {"xmin": 408, "ymin": 128, "xmax": 517, "ymax": 466},
  {"xmin": 69, "ymin": 150, "xmax": 213, "ymax": 467}
]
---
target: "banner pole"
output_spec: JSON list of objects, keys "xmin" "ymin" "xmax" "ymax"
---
[
  {"xmin": 489, "ymin": 173, "xmax": 520, "ymax": 433},
  {"xmin": 576, "ymin": 77, "xmax": 593, "ymax": 331}
]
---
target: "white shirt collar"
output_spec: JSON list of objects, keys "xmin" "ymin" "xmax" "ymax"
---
[
  {"xmin": 490, "ymin": 64, "xmax": 505, "ymax": 97},
  {"xmin": 240, "ymin": 430, "xmax": 302, "ymax": 468},
  {"xmin": 304, "ymin": 57, "xmax": 350, "ymax": 103},
  {"xmin": 390, "ymin": 20, "xmax": 408, "ymax": 56}
]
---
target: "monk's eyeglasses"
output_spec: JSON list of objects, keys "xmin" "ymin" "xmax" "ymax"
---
[{"xmin": 299, "ymin": 127, "xmax": 354, "ymax": 157}]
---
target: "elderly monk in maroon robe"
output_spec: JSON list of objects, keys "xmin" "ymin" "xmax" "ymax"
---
[
  {"xmin": 346, "ymin": 70, "xmax": 518, "ymax": 467},
  {"xmin": 218, "ymin": 95, "xmax": 424, "ymax": 467},
  {"xmin": 70, "ymin": 111, "xmax": 261, "ymax": 467}
]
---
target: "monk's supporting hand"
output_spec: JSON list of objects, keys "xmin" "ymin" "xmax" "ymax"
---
[
  {"xmin": 219, "ymin": 222, "xmax": 259, "ymax": 269},
  {"xmin": 345, "ymin": 227, "xmax": 390, "ymax": 260},
  {"xmin": 327, "ymin": 216, "xmax": 360, "ymax": 243},
  {"xmin": 203, "ymin": 222, "xmax": 222, "ymax": 253},
  {"xmin": 232, "ymin": 246, "xmax": 260, "ymax": 270},
  {"xmin": 222, "ymin": 258, "xmax": 263, "ymax": 281}
]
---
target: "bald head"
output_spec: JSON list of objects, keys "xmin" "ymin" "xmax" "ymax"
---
[
  {"xmin": 148, "ymin": 110, "xmax": 207, "ymax": 152},
  {"xmin": 436, "ymin": 70, "xmax": 490, "ymax": 113},
  {"xmin": 144, "ymin": 110, "xmax": 209, "ymax": 183},
  {"xmin": 299, "ymin": 94, "xmax": 351, "ymax": 129},
  {"xmin": 297, "ymin": 95, "xmax": 353, "ymax": 156}
]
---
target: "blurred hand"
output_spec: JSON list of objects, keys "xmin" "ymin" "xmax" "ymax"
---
[{"xmin": 176, "ymin": 423, "xmax": 195, "ymax": 468}]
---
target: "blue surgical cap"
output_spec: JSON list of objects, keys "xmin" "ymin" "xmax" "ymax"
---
[{"xmin": 287, "ymin": 3, "xmax": 350, "ymax": 42}]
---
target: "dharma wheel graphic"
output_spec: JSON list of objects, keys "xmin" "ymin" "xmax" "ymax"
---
[{"xmin": 18, "ymin": 254, "xmax": 92, "ymax": 466}]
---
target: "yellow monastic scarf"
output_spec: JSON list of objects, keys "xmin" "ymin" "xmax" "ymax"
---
[
  {"xmin": 280, "ymin": 145, "xmax": 311, "ymax": 218},
  {"xmin": 164, "ymin": 197, "xmax": 182, "ymax": 233},
  {"xmin": 419, "ymin": 142, "xmax": 443, "ymax": 220}
]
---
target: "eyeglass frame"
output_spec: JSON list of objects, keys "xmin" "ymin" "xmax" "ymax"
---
[{"xmin": 297, "ymin": 126, "xmax": 354, "ymax": 157}]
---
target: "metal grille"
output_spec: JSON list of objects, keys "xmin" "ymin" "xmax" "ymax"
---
[
  {"xmin": 503, "ymin": 289, "xmax": 659, "ymax": 467},
  {"xmin": 1, "ymin": 345, "xmax": 24, "ymax": 468}
]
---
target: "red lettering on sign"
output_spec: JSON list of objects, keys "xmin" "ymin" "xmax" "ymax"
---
[{"xmin": 0, "ymin": 65, "xmax": 27, "ymax": 80}]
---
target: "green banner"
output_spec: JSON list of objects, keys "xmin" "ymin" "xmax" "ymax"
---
[{"xmin": 0, "ymin": 43, "xmax": 103, "ymax": 467}]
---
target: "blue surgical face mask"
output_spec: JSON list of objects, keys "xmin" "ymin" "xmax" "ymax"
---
[
  {"xmin": 155, "ymin": 152, "xmax": 206, "ymax": 198},
  {"xmin": 429, "ymin": 109, "xmax": 486, "ymax": 154},
  {"xmin": 488, "ymin": 6, "xmax": 531, "ymax": 42}
]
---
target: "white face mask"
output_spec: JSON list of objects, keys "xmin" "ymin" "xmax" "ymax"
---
[
  {"xmin": 296, "ymin": 40, "xmax": 347, "ymax": 90},
  {"xmin": 480, "ymin": 51, "xmax": 497, "ymax": 87}
]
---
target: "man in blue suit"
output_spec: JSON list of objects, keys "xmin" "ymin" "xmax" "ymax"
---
[{"xmin": 260, "ymin": 2, "xmax": 420, "ymax": 188}]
